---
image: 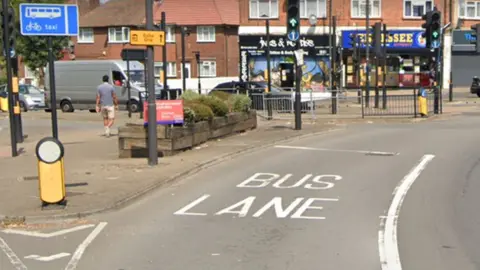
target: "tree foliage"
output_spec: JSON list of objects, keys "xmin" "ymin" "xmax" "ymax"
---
[{"xmin": 1, "ymin": 0, "xmax": 69, "ymax": 81}]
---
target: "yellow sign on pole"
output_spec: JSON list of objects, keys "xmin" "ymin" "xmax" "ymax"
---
[{"xmin": 130, "ymin": 30, "xmax": 165, "ymax": 46}]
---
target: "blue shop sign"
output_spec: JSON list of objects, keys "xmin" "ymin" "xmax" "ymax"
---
[{"xmin": 342, "ymin": 30, "xmax": 426, "ymax": 49}]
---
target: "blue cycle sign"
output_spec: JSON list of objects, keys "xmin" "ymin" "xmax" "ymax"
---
[{"xmin": 19, "ymin": 3, "xmax": 79, "ymax": 36}]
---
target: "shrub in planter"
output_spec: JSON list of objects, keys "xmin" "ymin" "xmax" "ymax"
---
[
  {"xmin": 229, "ymin": 94, "xmax": 252, "ymax": 112},
  {"xmin": 198, "ymin": 95, "xmax": 229, "ymax": 117},
  {"xmin": 184, "ymin": 101, "xmax": 214, "ymax": 122},
  {"xmin": 183, "ymin": 106, "xmax": 196, "ymax": 124},
  {"xmin": 181, "ymin": 90, "xmax": 201, "ymax": 101},
  {"xmin": 210, "ymin": 91, "xmax": 230, "ymax": 101}
]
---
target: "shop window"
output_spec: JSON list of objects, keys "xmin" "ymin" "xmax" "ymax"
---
[
  {"xmin": 249, "ymin": 0, "xmax": 279, "ymax": 19},
  {"xmin": 351, "ymin": 0, "xmax": 381, "ymax": 18},
  {"xmin": 300, "ymin": 0, "xmax": 327, "ymax": 18},
  {"xmin": 404, "ymin": 0, "xmax": 432, "ymax": 18},
  {"xmin": 459, "ymin": 0, "xmax": 480, "ymax": 19}
]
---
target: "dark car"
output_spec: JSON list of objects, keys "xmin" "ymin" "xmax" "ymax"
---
[{"xmin": 209, "ymin": 81, "xmax": 312, "ymax": 112}]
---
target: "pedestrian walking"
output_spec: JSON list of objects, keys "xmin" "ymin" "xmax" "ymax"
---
[{"xmin": 96, "ymin": 75, "xmax": 118, "ymax": 137}]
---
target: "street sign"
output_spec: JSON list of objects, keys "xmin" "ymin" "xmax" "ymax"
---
[
  {"xmin": 121, "ymin": 49, "xmax": 147, "ymax": 61},
  {"xmin": 2, "ymin": 48, "xmax": 15, "ymax": 58},
  {"xmin": 19, "ymin": 3, "xmax": 79, "ymax": 36},
  {"xmin": 130, "ymin": 30, "xmax": 165, "ymax": 46},
  {"xmin": 431, "ymin": 40, "xmax": 440, "ymax": 49},
  {"xmin": 288, "ymin": 31, "xmax": 300, "ymax": 41}
]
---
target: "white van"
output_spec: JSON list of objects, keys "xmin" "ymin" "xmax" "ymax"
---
[{"xmin": 45, "ymin": 60, "xmax": 161, "ymax": 113}]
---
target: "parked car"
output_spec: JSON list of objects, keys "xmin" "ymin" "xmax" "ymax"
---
[{"xmin": 0, "ymin": 84, "xmax": 46, "ymax": 112}]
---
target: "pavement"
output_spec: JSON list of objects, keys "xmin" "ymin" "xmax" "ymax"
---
[{"xmin": 0, "ymin": 100, "xmax": 479, "ymax": 269}]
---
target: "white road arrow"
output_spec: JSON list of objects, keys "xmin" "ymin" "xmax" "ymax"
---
[
  {"xmin": 25, "ymin": 252, "xmax": 71, "ymax": 262},
  {"xmin": 1, "ymin": 224, "xmax": 95, "ymax": 238}
]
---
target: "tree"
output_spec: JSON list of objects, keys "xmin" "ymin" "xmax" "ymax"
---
[{"xmin": 1, "ymin": 0, "xmax": 69, "ymax": 85}]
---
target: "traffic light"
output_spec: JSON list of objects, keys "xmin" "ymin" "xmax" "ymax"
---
[
  {"xmin": 430, "ymin": 10, "xmax": 441, "ymax": 48},
  {"xmin": 372, "ymin": 22, "xmax": 382, "ymax": 57},
  {"xmin": 421, "ymin": 11, "xmax": 432, "ymax": 48},
  {"xmin": 471, "ymin": 23, "xmax": 480, "ymax": 53},
  {"xmin": 286, "ymin": 0, "xmax": 300, "ymax": 42},
  {"xmin": 1, "ymin": 7, "xmax": 16, "ymax": 56}
]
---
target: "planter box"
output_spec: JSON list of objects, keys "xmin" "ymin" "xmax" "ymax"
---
[{"xmin": 118, "ymin": 110, "xmax": 257, "ymax": 158}]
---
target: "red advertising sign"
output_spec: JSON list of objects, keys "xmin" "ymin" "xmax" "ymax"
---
[{"xmin": 143, "ymin": 100, "xmax": 184, "ymax": 125}]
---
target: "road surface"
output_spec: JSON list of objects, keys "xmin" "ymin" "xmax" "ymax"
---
[{"xmin": 2, "ymin": 112, "xmax": 480, "ymax": 270}]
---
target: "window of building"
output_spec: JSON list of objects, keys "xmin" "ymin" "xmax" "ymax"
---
[
  {"xmin": 197, "ymin": 26, "xmax": 215, "ymax": 42},
  {"xmin": 249, "ymin": 0, "xmax": 279, "ymax": 18},
  {"xmin": 404, "ymin": 0, "xmax": 433, "ymax": 17},
  {"xmin": 78, "ymin": 28, "xmax": 94, "ymax": 43},
  {"xmin": 108, "ymin": 27, "xmax": 130, "ymax": 43},
  {"xmin": 24, "ymin": 66, "xmax": 36, "ymax": 79},
  {"xmin": 200, "ymin": 61, "xmax": 216, "ymax": 77},
  {"xmin": 300, "ymin": 0, "xmax": 327, "ymax": 18},
  {"xmin": 459, "ymin": 0, "xmax": 480, "ymax": 18},
  {"xmin": 154, "ymin": 62, "xmax": 177, "ymax": 78},
  {"xmin": 351, "ymin": 0, "xmax": 381, "ymax": 18},
  {"xmin": 166, "ymin": 25, "xmax": 175, "ymax": 43}
]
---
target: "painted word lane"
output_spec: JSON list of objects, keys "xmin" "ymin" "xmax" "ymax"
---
[{"xmin": 174, "ymin": 173, "xmax": 342, "ymax": 220}]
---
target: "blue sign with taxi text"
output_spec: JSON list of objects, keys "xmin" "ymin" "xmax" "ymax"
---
[{"xmin": 19, "ymin": 3, "xmax": 79, "ymax": 36}]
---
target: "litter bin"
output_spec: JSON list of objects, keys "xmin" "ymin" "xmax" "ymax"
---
[
  {"xmin": 0, "ymin": 92, "xmax": 8, "ymax": 112},
  {"xmin": 418, "ymin": 87, "xmax": 428, "ymax": 117}
]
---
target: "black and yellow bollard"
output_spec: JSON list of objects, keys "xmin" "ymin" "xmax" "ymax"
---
[
  {"xmin": 36, "ymin": 137, "xmax": 66, "ymax": 206},
  {"xmin": 12, "ymin": 76, "xmax": 24, "ymax": 143},
  {"xmin": 418, "ymin": 87, "xmax": 428, "ymax": 117}
]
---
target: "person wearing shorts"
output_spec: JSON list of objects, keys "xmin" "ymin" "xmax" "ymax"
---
[{"xmin": 96, "ymin": 75, "xmax": 118, "ymax": 137}]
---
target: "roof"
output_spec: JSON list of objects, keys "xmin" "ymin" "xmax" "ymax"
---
[
  {"xmin": 79, "ymin": 0, "xmax": 147, "ymax": 27},
  {"xmin": 79, "ymin": 0, "xmax": 239, "ymax": 28},
  {"xmin": 152, "ymin": 0, "xmax": 239, "ymax": 26}
]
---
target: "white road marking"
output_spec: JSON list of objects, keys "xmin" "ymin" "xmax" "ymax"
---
[
  {"xmin": 378, "ymin": 154, "xmax": 435, "ymax": 270},
  {"xmin": 174, "ymin": 194, "xmax": 210, "ymax": 216},
  {"xmin": 274, "ymin": 145, "xmax": 399, "ymax": 156},
  {"xmin": 25, "ymin": 252, "xmax": 70, "ymax": 262},
  {"xmin": 64, "ymin": 222, "xmax": 107, "ymax": 270},
  {"xmin": 0, "ymin": 236, "xmax": 27, "ymax": 270},
  {"xmin": 2, "ymin": 224, "xmax": 95, "ymax": 238}
]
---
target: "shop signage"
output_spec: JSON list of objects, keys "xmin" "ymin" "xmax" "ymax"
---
[
  {"xmin": 240, "ymin": 35, "xmax": 330, "ymax": 57},
  {"xmin": 240, "ymin": 50, "xmax": 249, "ymax": 82},
  {"xmin": 341, "ymin": 30, "xmax": 426, "ymax": 49},
  {"xmin": 452, "ymin": 30, "xmax": 476, "ymax": 52}
]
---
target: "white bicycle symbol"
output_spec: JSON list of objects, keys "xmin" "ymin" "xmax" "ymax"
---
[{"xmin": 25, "ymin": 22, "xmax": 42, "ymax": 31}]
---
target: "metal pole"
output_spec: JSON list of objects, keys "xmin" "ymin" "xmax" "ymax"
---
[
  {"xmin": 382, "ymin": 23, "xmax": 387, "ymax": 109},
  {"xmin": 449, "ymin": 70, "xmax": 453, "ymax": 102},
  {"xmin": 181, "ymin": 27, "xmax": 186, "ymax": 93},
  {"xmin": 146, "ymin": 0, "xmax": 158, "ymax": 165},
  {"xmin": 331, "ymin": 16, "xmax": 337, "ymax": 114},
  {"xmin": 197, "ymin": 54, "xmax": 201, "ymax": 94},
  {"xmin": 328, "ymin": 0, "xmax": 332, "ymax": 89},
  {"xmin": 161, "ymin": 12, "xmax": 167, "ymax": 92},
  {"xmin": 2, "ymin": 2, "xmax": 17, "ymax": 157},
  {"xmin": 126, "ymin": 58, "xmax": 131, "ymax": 118},
  {"xmin": 266, "ymin": 18, "xmax": 273, "ymax": 120},
  {"xmin": 48, "ymin": 37, "xmax": 58, "ymax": 139},
  {"xmin": 365, "ymin": 0, "xmax": 370, "ymax": 108},
  {"xmin": 11, "ymin": 57, "xmax": 23, "ymax": 143},
  {"xmin": 294, "ymin": 16, "xmax": 302, "ymax": 130}
]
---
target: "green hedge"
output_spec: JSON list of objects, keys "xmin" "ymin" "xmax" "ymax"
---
[{"xmin": 181, "ymin": 90, "xmax": 252, "ymax": 124}]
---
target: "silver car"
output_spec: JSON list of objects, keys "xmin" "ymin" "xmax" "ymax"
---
[{"xmin": 0, "ymin": 84, "xmax": 46, "ymax": 112}]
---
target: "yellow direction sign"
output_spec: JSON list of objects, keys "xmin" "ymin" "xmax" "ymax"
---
[{"xmin": 130, "ymin": 30, "xmax": 165, "ymax": 46}]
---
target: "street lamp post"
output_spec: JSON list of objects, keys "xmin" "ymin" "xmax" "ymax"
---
[
  {"xmin": 261, "ymin": 14, "xmax": 272, "ymax": 120},
  {"xmin": 181, "ymin": 27, "xmax": 190, "ymax": 93}
]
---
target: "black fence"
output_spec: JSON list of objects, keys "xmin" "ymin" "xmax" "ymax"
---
[{"xmin": 362, "ymin": 88, "xmax": 440, "ymax": 117}]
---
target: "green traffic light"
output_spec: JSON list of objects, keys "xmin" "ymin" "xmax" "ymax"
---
[
  {"xmin": 432, "ymin": 31, "xmax": 439, "ymax": 38},
  {"xmin": 289, "ymin": 18, "xmax": 297, "ymax": 27}
]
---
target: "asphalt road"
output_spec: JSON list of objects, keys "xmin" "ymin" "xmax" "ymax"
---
[{"xmin": 2, "ymin": 112, "xmax": 480, "ymax": 270}]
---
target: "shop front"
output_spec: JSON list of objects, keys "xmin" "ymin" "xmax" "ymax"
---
[
  {"xmin": 341, "ymin": 29, "xmax": 434, "ymax": 89},
  {"xmin": 451, "ymin": 29, "xmax": 478, "ymax": 87},
  {"xmin": 239, "ymin": 35, "xmax": 330, "ymax": 91}
]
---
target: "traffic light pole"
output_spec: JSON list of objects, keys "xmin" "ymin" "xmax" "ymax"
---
[
  {"xmin": 365, "ymin": 0, "xmax": 370, "ymax": 108},
  {"xmin": 1, "ymin": 3, "xmax": 17, "ymax": 157},
  {"xmin": 11, "ymin": 58, "xmax": 24, "ymax": 144},
  {"xmin": 331, "ymin": 16, "xmax": 337, "ymax": 115},
  {"xmin": 382, "ymin": 23, "xmax": 387, "ymax": 109},
  {"xmin": 161, "ymin": 12, "xmax": 168, "ymax": 92},
  {"xmin": 146, "ymin": 0, "xmax": 158, "ymax": 165}
]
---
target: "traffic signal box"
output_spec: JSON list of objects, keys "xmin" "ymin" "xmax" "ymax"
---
[
  {"xmin": 471, "ymin": 23, "xmax": 480, "ymax": 53},
  {"xmin": 372, "ymin": 22, "xmax": 382, "ymax": 58},
  {"xmin": 1, "ymin": 7, "xmax": 16, "ymax": 54},
  {"xmin": 421, "ymin": 9, "xmax": 441, "ymax": 49},
  {"xmin": 287, "ymin": 0, "xmax": 300, "ymax": 43}
]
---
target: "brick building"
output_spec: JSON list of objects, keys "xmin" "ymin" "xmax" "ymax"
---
[
  {"xmin": 68, "ymin": 0, "xmax": 239, "ymax": 90},
  {"xmin": 238, "ymin": 0, "xmax": 454, "ymax": 90}
]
